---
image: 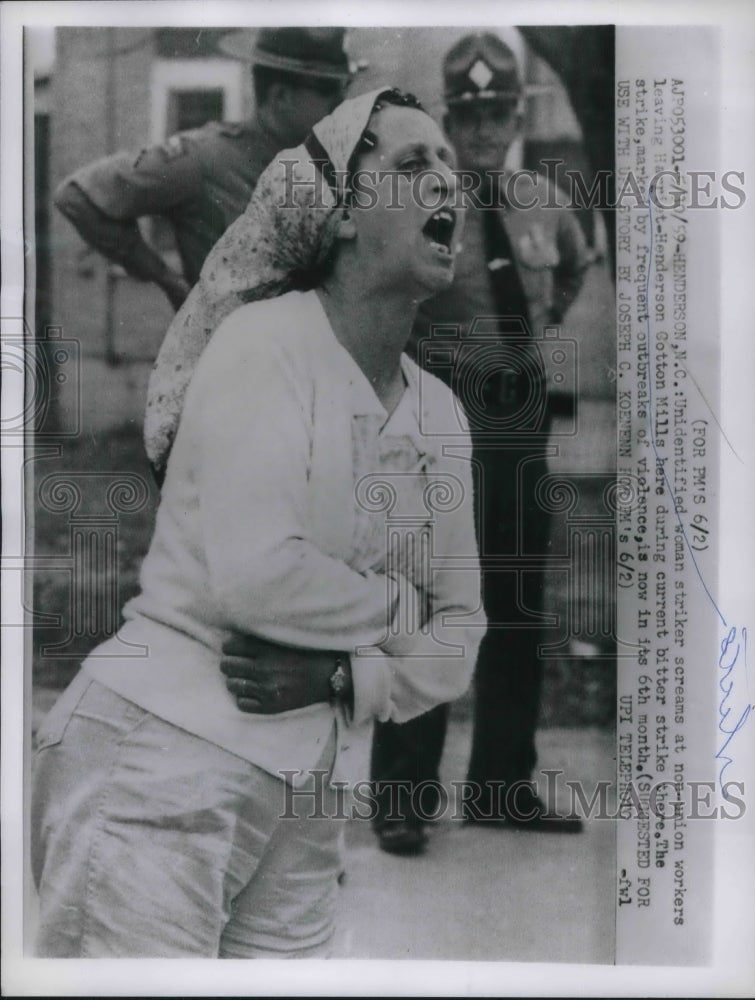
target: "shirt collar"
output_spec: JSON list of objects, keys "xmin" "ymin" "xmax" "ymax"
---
[
  {"xmin": 308, "ymin": 290, "xmax": 401, "ymax": 419},
  {"xmin": 307, "ymin": 291, "xmax": 433, "ymax": 459}
]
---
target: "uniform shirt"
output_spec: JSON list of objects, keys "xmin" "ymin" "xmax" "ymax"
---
[
  {"xmin": 63, "ymin": 120, "xmax": 281, "ymax": 284},
  {"xmin": 84, "ymin": 290, "xmax": 484, "ymax": 787},
  {"xmin": 406, "ymin": 172, "xmax": 589, "ymax": 434}
]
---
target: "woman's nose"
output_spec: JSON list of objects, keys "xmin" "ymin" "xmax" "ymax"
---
[{"xmin": 428, "ymin": 159, "xmax": 456, "ymax": 200}]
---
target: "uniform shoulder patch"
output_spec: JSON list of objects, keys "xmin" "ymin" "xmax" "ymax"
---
[
  {"xmin": 159, "ymin": 133, "xmax": 188, "ymax": 160},
  {"xmin": 133, "ymin": 133, "xmax": 188, "ymax": 168},
  {"xmin": 133, "ymin": 133, "xmax": 189, "ymax": 168}
]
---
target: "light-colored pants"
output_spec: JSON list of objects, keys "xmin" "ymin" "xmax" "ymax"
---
[{"xmin": 31, "ymin": 672, "xmax": 343, "ymax": 958}]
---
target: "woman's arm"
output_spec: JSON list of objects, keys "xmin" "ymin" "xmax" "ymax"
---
[
  {"xmin": 182, "ymin": 308, "xmax": 420, "ymax": 657},
  {"xmin": 216, "ymin": 412, "xmax": 484, "ymax": 722},
  {"xmin": 348, "ymin": 437, "xmax": 485, "ymax": 725}
]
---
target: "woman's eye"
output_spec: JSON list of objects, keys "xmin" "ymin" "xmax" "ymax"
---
[{"xmin": 399, "ymin": 158, "xmax": 425, "ymax": 174}]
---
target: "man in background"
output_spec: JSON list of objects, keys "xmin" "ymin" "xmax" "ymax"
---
[
  {"xmin": 371, "ymin": 32, "xmax": 591, "ymax": 855},
  {"xmin": 54, "ymin": 28, "xmax": 351, "ymax": 311}
]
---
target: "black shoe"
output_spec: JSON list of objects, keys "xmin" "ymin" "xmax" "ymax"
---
[
  {"xmin": 464, "ymin": 794, "xmax": 583, "ymax": 834},
  {"xmin": 376, "ymin": 821, "xmax": 429, "ymax": 856}
]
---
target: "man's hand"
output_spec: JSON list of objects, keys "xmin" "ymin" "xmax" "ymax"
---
[{"xmin": 220, "ymin": 633, "xmax": 349, "ymax": 714}]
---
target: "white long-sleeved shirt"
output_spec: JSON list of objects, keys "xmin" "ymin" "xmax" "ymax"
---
[{"xmin": 85, "ymin": 290, "xmax": 485, "ymax": 786}]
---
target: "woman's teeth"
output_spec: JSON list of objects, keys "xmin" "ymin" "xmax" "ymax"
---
[{"xmin": 423, "ymin": 208, "xmax": 456, "ymax": 251}]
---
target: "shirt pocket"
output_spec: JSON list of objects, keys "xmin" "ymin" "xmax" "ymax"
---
[{"xmin": 515, "ymin": 223, "xmax": 560, "ymax": 321}]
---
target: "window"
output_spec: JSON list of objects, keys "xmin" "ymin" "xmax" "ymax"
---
[
  {"xmin": 147, "ymin": 58, "xmax": 244, "ymax": 254},
  {"xmin": 150, "ymin": 58, "xmax": 243, "ymax": 145},
  {"xmin": 166, "ymin": 88, "xmax": 225, "ymax": 135}
]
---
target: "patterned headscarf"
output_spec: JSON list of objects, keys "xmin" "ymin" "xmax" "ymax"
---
[{"xmin": 144, "ymin": 86, "xmax": 398, "ymax": 474}]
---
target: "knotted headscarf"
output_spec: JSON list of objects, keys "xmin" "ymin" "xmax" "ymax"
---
[{"xmin": 144, "ymin": 86, "xmax": 397, "ymax": 474}]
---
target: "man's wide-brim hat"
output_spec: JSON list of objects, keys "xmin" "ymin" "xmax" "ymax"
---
[
  {"xmin": 443, "ymin": 32, "xmax": 522, "ymax": 105},
  {"xmin": 219, "ymin": 27, "xmax": 352, "ymax": 84}
]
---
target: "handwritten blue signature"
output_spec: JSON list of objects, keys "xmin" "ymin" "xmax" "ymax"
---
[
  {"xmin": 716, "ymin": 626, "xmax": 751, "ymax": 797},
  {"xmin": 646, "ymin": 188, "xmax": 752, "ymax": 798}
]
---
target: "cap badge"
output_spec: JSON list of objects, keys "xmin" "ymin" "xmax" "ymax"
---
[{"xmin": 468, "ymin": 58, "xmax": 493, "ymax": 90}]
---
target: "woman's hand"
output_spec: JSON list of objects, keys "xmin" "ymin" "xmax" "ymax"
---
[{"xmin": 220, "ymin": 633, "xmax": 350, "ymax": 714}]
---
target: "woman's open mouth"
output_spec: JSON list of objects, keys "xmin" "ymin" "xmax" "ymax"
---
[{"xmin": 422, "ymin": 208, "xmax": 457, "ymax": 257}]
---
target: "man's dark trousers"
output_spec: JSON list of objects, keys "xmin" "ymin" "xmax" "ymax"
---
[{"xmin": 371, "ymin": 397, "xmax": 551, "ymax": 825}]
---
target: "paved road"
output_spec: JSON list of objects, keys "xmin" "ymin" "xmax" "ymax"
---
[{"xmin": 333, "ymin": 723, "xmax": 616, "ymax": 963}]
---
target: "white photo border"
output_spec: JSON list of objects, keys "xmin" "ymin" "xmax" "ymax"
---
[{"xmin": 2, "ymin": 0, "xmax": 754, "ymax": 995}]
